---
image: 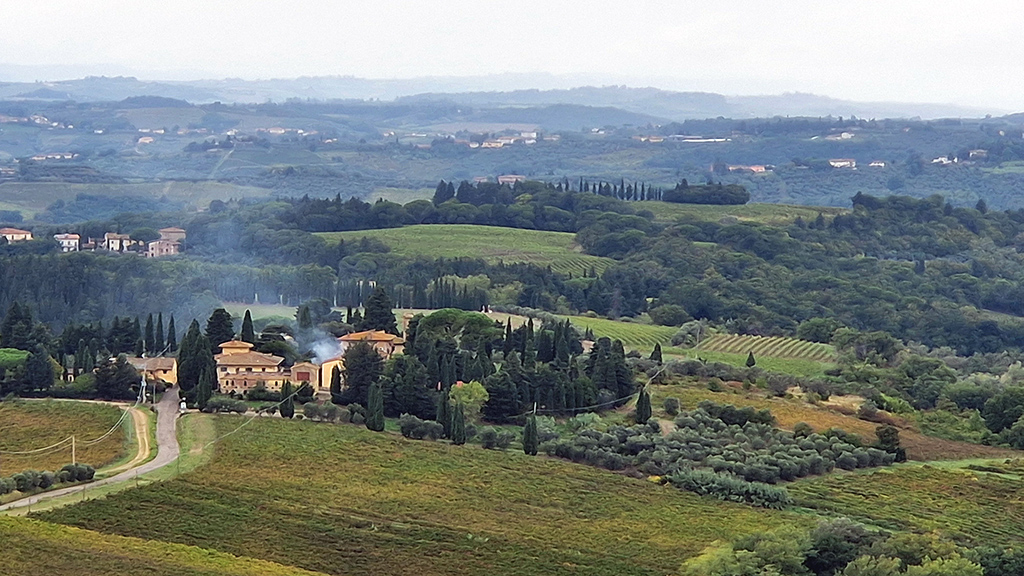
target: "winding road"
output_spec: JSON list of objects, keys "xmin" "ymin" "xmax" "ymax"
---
[{"xmin": 0, "ymin": 387, "xmax": 182, "ymax": 513}]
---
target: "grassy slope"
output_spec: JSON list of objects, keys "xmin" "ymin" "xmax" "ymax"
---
[
  {"xmin": 637, "ymin": 200, "xmax": 848, "ymax": 225},
  {"xmin": 316, "ymin": 224, "xmax": 615, "ymax": 276},
  {"xmin": 0, "ymin": 516, "xmax": 326, "ymax": 576},
  {"xmin": 38, "ymin": 417, "xmax": 802, "ymax": 576},
  {"xmin": 0, "ymin": 400, "xmax": 127, "ymax": 475},
  {"xmin": 790, "ymin": 465, "xmax": 1024, "ymax": 547},
  {"xmin": 647, "ymin": 384, "xmax": 1020, "ymax": 462}
]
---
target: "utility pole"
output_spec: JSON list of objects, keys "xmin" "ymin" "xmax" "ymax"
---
[{"xmin": 72, "ymin": 435, "xmax": 76, "ymax": 465}]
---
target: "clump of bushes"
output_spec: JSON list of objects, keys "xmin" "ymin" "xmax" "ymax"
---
[
  {"xmin": 478, "ymin": 427, "xmax": 516, "ymax": 450},
  {"xmin": 398, "ymin": 414, "xmax": 445, "ymax": 440},
  {"xmin": 0, "ymin": 463, "xmax": 95, "ymax": 496},
  {"xmin": 202, "ymin": 397, "xmax": 249, "ymax": 414},
  {"xmin": 668, "ymin": 468, "xmax": 792, "ymax": 509},
  {"xmin": 543, "ymin": 401, "xmax": 895, "ymax": 508}
]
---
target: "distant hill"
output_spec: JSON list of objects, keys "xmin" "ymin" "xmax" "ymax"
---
[{"xmin": 0, "ymin": 74, "xmax": 1000, "ymax": 120}]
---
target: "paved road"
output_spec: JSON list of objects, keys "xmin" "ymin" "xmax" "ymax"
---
[{"xmin": 0, "ymin": 387, "xmax": 181, "ymax": 512}]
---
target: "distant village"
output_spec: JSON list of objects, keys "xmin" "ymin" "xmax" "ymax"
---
[{"xmin": 0, "ymin": 226, "xmax": 186, "ymax": 258}]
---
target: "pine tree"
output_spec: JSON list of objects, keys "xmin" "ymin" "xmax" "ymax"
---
[
  {"xmin": 522, "ymin": 413, "xmax": 538, "ymax": 456},
  {"xmin": 366, "ymin": 381, "xmax": 385, "ymax": 431},
  {"xmin": 280, "ymin": 381, "xmax": 295, "ymax": 419},
  {"xmin": 436, "ymin": 387, "xmax": 452, "ymax": 437},
  {"xmin": 746, "ymin": 351, "xmax": 756, "ymax": 368},
  {"xmin": 329, "ymin": 365, "xmax": 343, "ymax": 404},
  {"xmin": 196, "ymin": 367, "xmax": 214, "ymax": 411},
  {"xmin": 144, "ymin": 314, "xmax": 155, "ymax": 354},
  {"xmin": 362, "ymin": 286, "xmax": 398, "ymax": 334},
  {"xmin": 450, "ymin": 403, "xmax": 467, "ymax": 445},
  {"xmin": 166, "ymin": 316, "xmax": 177, "ymax": 351},
  {"xmin": 650, "ymin": 343, "xmax": 663, "ymax": 364},
  {"xmin": 205, "ymin": 308, "xmax": 235, "ymax": 353},
  {"xmin": 155, "ymin": 313, "xmax": 165, "ymax": 352},
  {"xmin": 636, "ymin": 387, "xmax": 652, "ymax": 423},
  {"xmin": 240, "ymin": 310, "xmax": 256, "ymax": 344}
]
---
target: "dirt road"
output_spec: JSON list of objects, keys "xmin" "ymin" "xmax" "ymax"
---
[{"xmin": 0, "ymin": 387, "xmax": 181, "ymax": 513}]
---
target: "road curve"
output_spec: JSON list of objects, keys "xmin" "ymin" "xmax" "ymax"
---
[{"xmin": 0, "ymin": 387, "xmax": 181, "ymax": 512}]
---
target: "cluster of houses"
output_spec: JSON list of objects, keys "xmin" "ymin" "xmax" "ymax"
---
[
  {"xmin": 1, "ymin": 226, "xmax": 185, "ymax": 258},
  {"xmin": 129, "ymin": 329, "xmax": 406, "ymax": 398}
]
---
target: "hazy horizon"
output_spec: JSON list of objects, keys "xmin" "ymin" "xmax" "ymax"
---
[{"xmin": 3, "ymin": 1, "xmax": 1023, "ymax": 110}]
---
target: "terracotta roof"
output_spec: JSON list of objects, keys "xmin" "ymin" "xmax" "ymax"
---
[
  {"xmin": 128, "ymin": 357, "xmax": 176, "ymax": 371},
  {"xmin": 339, "ymin": 330, "xmax": 405, "ymax": 344},
  {"xmin": 54, "ymin": 233, "xmax": 80, "ymax": 239},
  {"xmin": 215, "ymin": 351, "xmax": 284, "ymax": 367},
  {"xmin": 0, "ymin": 227, "xmax": 31, "ymax": 235},
  {"xmin": 219, "ymin": 340, "xmax": 254, "ymax": 351}
]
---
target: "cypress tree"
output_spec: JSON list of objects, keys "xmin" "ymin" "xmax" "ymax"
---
[
  {"xmin": 296, "ymin": 305, "xmax": 313, "ymax": 331},
  {"xmin": 144, "ymin": 314, "xmax": 155, "ymax": 354},
  {"xmin": 155, "ymin": 313, "xmax": 165, "ymax": 352},
  {"xmin": 650, "ymin": 343, "xmax": 663, "ymax": 364},
  {"xmin": 746, "ymin": 351, "xmax": 756, "ymax": 368},
  {"xmin": 280, "ymin": 381, "xmax": 295, "ymax": 419},
  {"xmin": 436, "ymin": 387, "xmax": 452, "ymax": 437},
  {"xmin": 636, "ymin": 387, "xmax": 652, "ymax": 423},
  {"xmin": 482, "ymin": 371, "xmax": 521, "ymax": 424},
  {"xmin": 366, "ymin": 381, "xmax": 385, "ymax": 431},
  {"xmin": 25, "ymin": 344, "xmax": 54, "ymax": 393},
  {"xmin": 503, "ymin": 319, "xmax": 514, "ymax": 356},
  {"xmin": 329, "ymin": 365, "xmax": 343, "ymax": 404},
  {"xmin": 450, "ymin": 403, "xmax": 466, "ymax": 445},
  {"xmin": 523, "ymin": 413, "xmax": 538, "ymax": 456},
  {"xmin": 167, "ymin": 316, "xmax": 177, "ymax": 351},
  {"xmin": 340, "ymin": 341, "xmax": 384, "ymax": 406},
  {"xmin": 196, "ymin": 367, "xmax": 214, "ymax": 411},
  {"xmin": 240, "ymin": 310, "xmax": 256, "ymax": 344}
]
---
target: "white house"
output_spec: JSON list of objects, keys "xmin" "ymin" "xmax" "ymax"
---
[{"xmin": 54, "ymin": 233, "xmax": 80, "ymax": 252}]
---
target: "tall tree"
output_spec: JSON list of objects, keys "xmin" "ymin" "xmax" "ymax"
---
[
  {"xmin": 650, "ymin": 343, "xmax": 663, "ymax": 364},
  {"xmin": 280, "ymin": 381, "xmax": 295, "ymax": 419},
  {"xmin": 483, "ymin": 370, "xmax": 521, "ymax": 424},
  {"xmin": 436, "ymin": 387, "xmax": 452, "ymax": 437},
  {"xmin": 295, "ymin": 305, "xmax": 313, "ymax": 331},
  {"xmin": 196, "ymin": 367, "xmax": 214, "ymax": 411},
  {"xmin": 329, "ymin": 365, "xmax": 343, "ymax": 404},
  {"xmin": 94, "ymin": 354, "xmax": 138, "ymax": 400},
  {"xmin": 155, "ymin": 313, "xmax": 165, "ymax": 352},
  {"xmin": 635, "ymin": 387, "xmax": 652, "ymax": 423},
  {"xmin": 0, "ymin": 302, "xmax": 33, "ymax": 350},
  {"xmin": 366, "ymin": 381, "xmax": 385, "ymax": 431},
  {"xmin": 178, "ymin": 320, "xmax": 214, "ymax": 393},
  {"xmin": 25, "ymin": 344, "xmax": 54, "ymax": 393},
  {"xmin": 240, "ymin": 310, "xmax": 256, "ymax": 344},
  {"xmin": 339, "ymin": 341, "xmax": 384, "ymax": 407},
  {"xmin": 166, "ymin": 316, "xmax": 177, "ymax": 352},
  {"xmin": 205, "ymin": 308, "xmax": 235, "ymax": 353},
  {"xmin": 746, "ymin": 351, "xmax": 756, "ymax": 368},
  {"xmin": 144, "ymin": 314, "xmax": 155, "ymax": 354},
  {"xmin": 362, "ymin": 286, "xmax": 398, "ymax": 334},
  {"xmin": 450, "ymin": 403, "xmax": 466, "ymax": 445},
  {"xmin": 522, "ymin": 413, "xmax": 538, "ymax": 456}
]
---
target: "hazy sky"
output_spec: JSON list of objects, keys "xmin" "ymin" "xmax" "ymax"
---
[{"xmin": 4, "ymin": 1, "xmax": 1024, "ymax": 109}]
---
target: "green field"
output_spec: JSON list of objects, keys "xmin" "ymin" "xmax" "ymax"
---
[
  {"xmin": 790, "ymin": 465, "xmax": 1024, "ymax": 547},
  {"xmin": 0, "ymin": 516, "xmax": 325, "ymax": 576},
  {"xmin": 637, "ymin": 201, "xmax": 847, "ymax": 225},
  {"xmin": 664, "ymin": 347, "xmax": 834, "ymax": 378},
  {"xmin": 38, "ymin": 416, "xmax": 801, "ymax": 576},
  {"xmin": 0, "ymin": 400, "xmax": 127, "ymax": 475},
  {"xmin": 697, "ymin": 333, "xmax": 836, "ymax": 362},
  {"xmin": 0, "ymin": 181, "xmax": 270, "ymax": 215},
  {"xmin": 317, "ymin": 224, "xmax": 615, "ymax": 276},
  {"xmin": 561, "ymin": 315, "xmax": 677, "ymax": 349}
]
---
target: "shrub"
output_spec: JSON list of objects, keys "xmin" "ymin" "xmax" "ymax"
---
[
  {"xmin": 479, "ymin": 427, "xmax": 515, "ymax": 450},
  {"xmin": 202, "ymin": 397, "xmax": 249, "ymax": 414},
  {"xmin": 398, "ymin": 414, "xmax": 445, "ymax": 440},
  {"xmin": 663, "ymin": 397, "xmax": 681, "ymax": 417},
  {"xmin": 668, "ymin": 469, "xmax": 793, "ymax": 509}
]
